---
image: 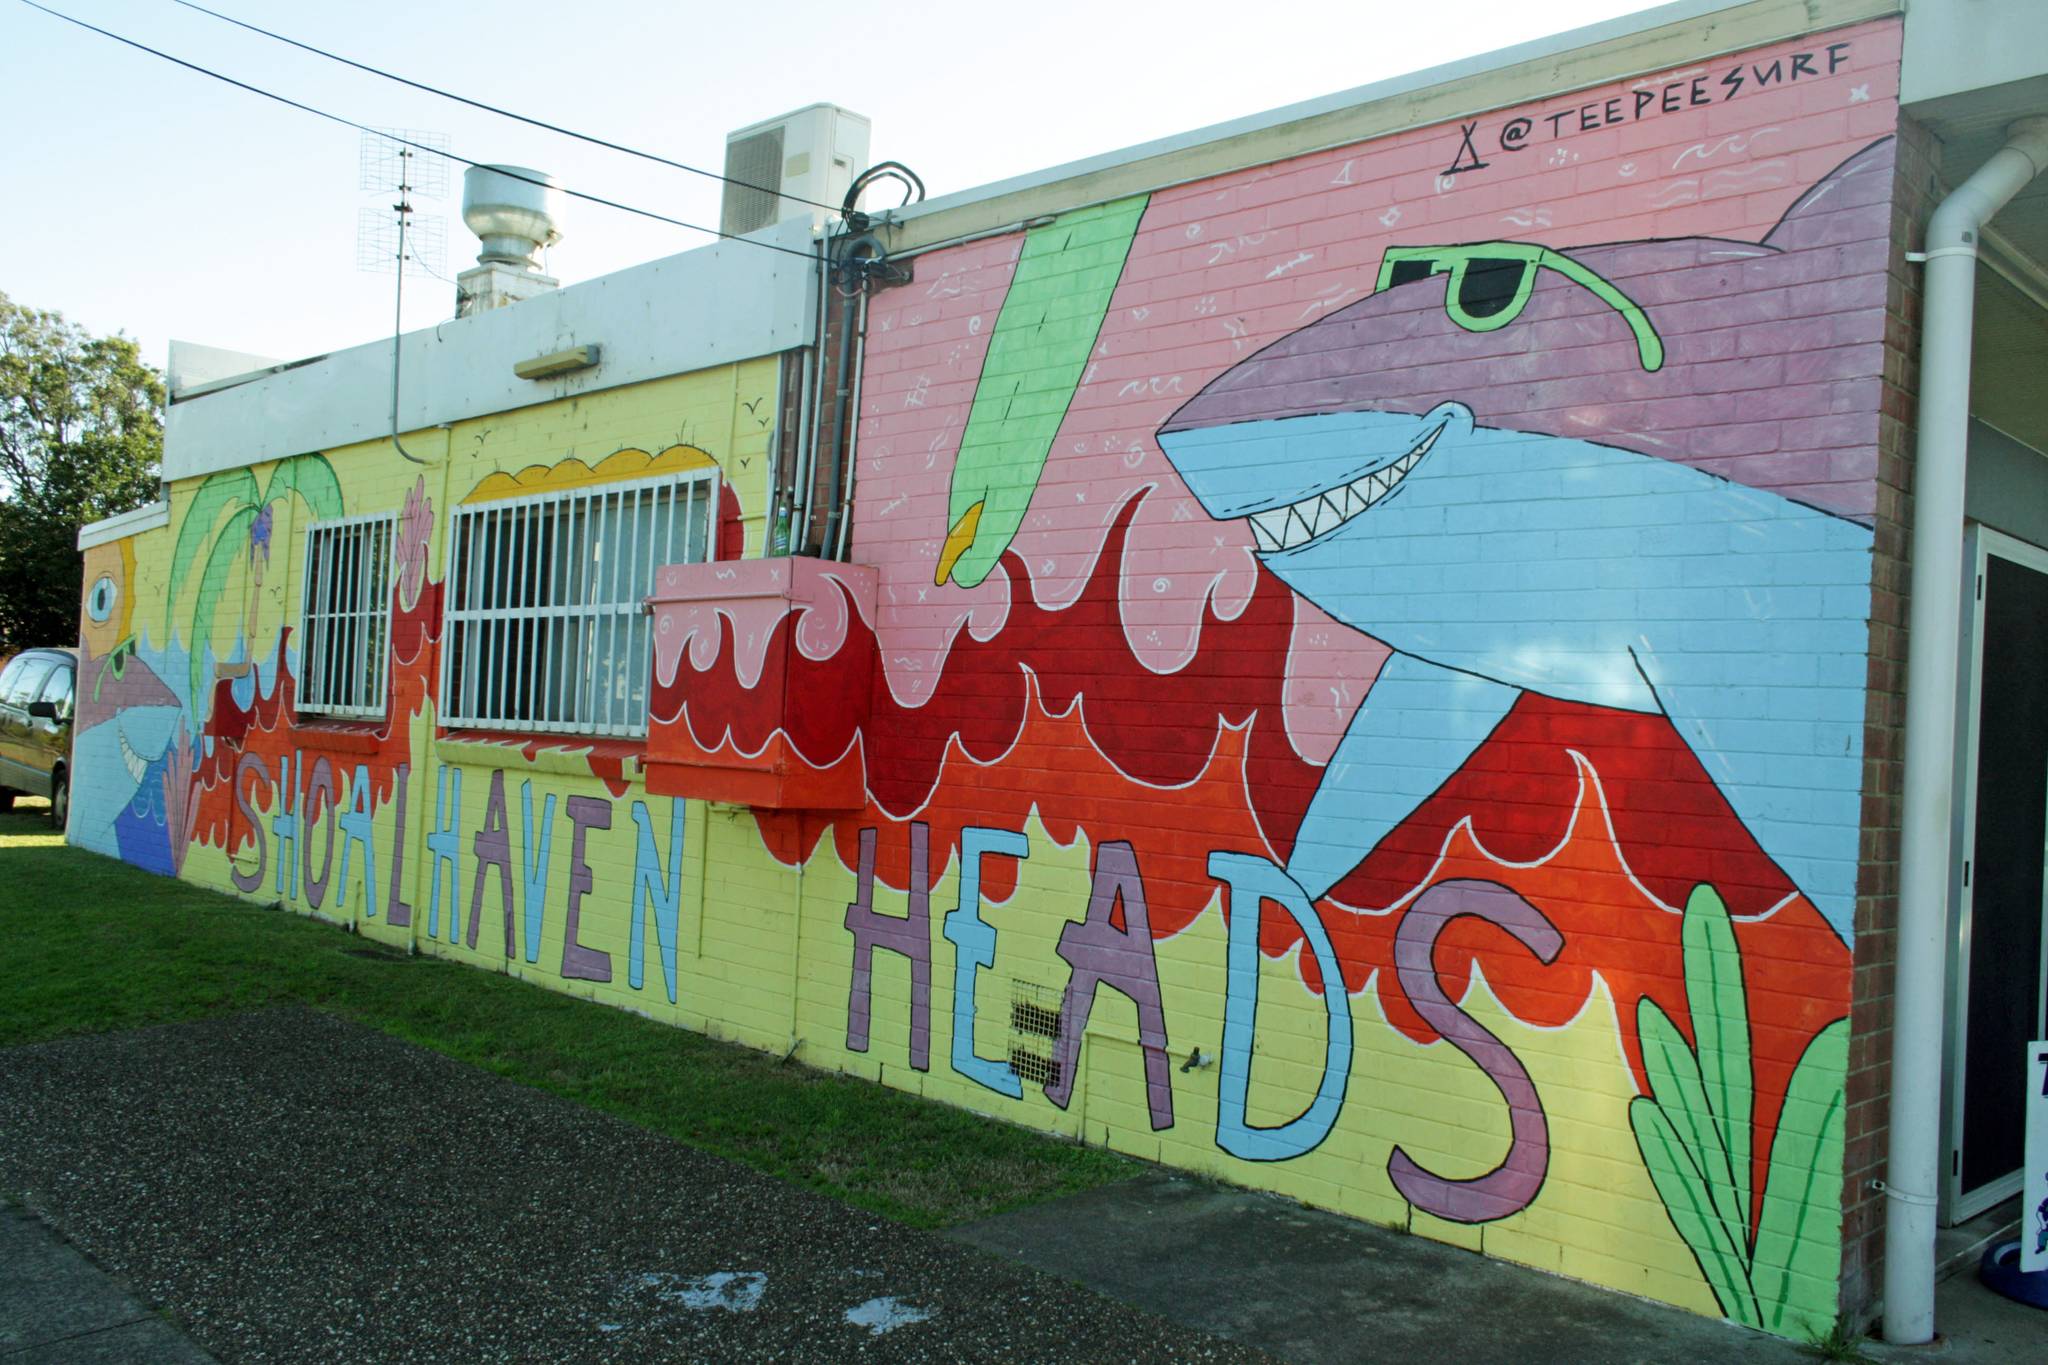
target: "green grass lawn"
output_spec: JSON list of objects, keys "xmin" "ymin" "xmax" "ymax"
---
[{"xmin": 0, "ymin": 799, "xmax": 1133, "ymax": 1227}]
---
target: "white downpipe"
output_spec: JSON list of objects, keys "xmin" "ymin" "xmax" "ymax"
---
[{"xmin": 1885, "ymin": 115, "xmax": 2048, "ymax": 1347}]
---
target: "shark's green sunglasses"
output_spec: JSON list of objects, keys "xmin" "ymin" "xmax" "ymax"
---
[{"xmin": 1375, "ymin": 241, "xmax": 1665, "ymax": 373}]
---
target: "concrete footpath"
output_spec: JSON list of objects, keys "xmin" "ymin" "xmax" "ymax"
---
[
  {"xmin": 952, "ymin": 1173, "xmax": 2044, "ymax": 1364},
  {"xmin": 2, "ymin": 1008, "xmax": 2043, "ymax": 1363},
  {"xmin": 2, "ymin": 1205, "xmax": 215, "ymax": 1362}
]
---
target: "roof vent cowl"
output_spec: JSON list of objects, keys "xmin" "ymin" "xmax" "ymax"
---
[
  {"xmin": 457, "ymin": 165, "xmax": 564, "ymax": 317},
  {"xmin": 463, "ymin": 164, "xmax": 564, "ymax": 269}
]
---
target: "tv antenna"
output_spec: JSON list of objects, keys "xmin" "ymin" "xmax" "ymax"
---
[
  {"xmin": 356, "ymin": 127, "xmax": 449, "ymax": 283},
  {"xmin": 356, "ymin": 127, "xmax": 450, "ymax": 467}
]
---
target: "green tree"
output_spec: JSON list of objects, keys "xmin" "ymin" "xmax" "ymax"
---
[{"xmin": 0, "ymin": 291, "xmax": 164, "ymax": 654}]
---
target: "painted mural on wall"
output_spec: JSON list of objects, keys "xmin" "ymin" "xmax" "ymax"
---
[{"xmin": 69, "ymin": 21, "xmax": 1900, "ymax": 1342}]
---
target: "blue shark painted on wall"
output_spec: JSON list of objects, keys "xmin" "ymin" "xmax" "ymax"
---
[{"xmin": 1156, "ymin": 141, "xmax": 1894, "ymax": 942}]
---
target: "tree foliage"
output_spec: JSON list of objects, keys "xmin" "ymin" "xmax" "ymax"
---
[{"xmin": 0, "ymin": 291, "xmax": 164, "ymax": 653}]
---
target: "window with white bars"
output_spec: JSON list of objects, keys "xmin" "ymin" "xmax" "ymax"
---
[
  {"xmin": 440, "ymin": 471, "xmax": 719, "ymax": 738},
  {"xmin": 298, "ymin": 514, "xmax": 396, "ymax": 719}
]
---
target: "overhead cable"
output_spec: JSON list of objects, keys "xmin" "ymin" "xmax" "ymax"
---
[
  {"xmin": 168, "ymin": 0, "xmax": 847, "ymax": 216},
  {"xmin": 16, "ymin": 0, "xmax": 820, "ymax": 262}
]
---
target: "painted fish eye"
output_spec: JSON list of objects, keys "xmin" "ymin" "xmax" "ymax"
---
[
  {"xmin": 1375, "ymin": 241, "xmax": 1665, "ymax": 372},
  {"xmin": 87, "ymin": 574, "xmax": 119, "ymax": 623}
]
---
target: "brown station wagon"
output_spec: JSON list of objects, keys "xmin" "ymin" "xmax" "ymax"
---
[{"xmin": 0, "ymin": 647, "xmax": 76, "ymax": 828}]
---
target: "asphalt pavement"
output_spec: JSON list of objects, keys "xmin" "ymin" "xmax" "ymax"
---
[{"xmin": 0, "ymin": 1009, "xmax": 1263, "ymax": 1363}]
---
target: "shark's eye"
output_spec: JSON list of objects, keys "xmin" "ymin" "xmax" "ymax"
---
[{"xmin": 1455, "ymin": 259, "xmax": 1530, "ymax": 319}]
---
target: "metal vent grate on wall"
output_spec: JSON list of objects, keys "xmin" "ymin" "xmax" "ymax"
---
[
  {"xmin": 1009, "ymin": 1046, "xmax": 1061, "ymax": 1089},
  {"xmin": 1008, "ymin": 979, "xmax": 1063, "ymax": 1090},
  {"xmin": 721, "ymin": 127, "xmax": 785, "ymax": 237}
]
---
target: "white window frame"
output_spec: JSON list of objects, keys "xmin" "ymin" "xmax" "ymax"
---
[
  {"xmin": 297, "ymin": 511, "xmax": 396, "ymax": 720},
  {"xmin": 439, "ymin": 468, "xmax": 721, "ymax": 739}
]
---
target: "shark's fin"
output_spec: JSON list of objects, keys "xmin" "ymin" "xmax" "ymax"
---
[
  {"xmin": 1285, "ymin": 652, "xmax": 1520, "ymax": 902},
  {"xmin": 1761, "ymin": 136, "xmax": 1896, "ymax": 252}
]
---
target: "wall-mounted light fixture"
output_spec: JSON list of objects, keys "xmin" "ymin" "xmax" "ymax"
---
[{"xmin": 513, "ymin": 345, "xmax": 601, "ymax": 380}]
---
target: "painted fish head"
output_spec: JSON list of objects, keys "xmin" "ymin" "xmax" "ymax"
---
[
  {"xmin": 1155, "ymin": 137, "xmax": 1897, "ymax": 548},
  {"xmin": 74, "ymin": 642, "xmax": 180, "ymax": 737},
  {"xmin": 1157, "ymin": 400, "xmax": 1477, "ymax": 554}
]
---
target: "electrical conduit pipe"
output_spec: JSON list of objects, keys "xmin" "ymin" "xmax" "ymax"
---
[{"xmin": 1886, "ymin": 114, "xmax": 2048, "ymax": 1346}]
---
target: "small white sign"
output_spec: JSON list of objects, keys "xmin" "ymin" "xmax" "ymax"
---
[{"xmin": 2025, "ymin": 1040, "xmax": 2048, "ymax": 1273}]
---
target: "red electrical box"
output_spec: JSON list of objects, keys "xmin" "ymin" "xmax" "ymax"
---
[{"xmin": 642, "ymin": 556, "xmax": 876, "ymax": 810}]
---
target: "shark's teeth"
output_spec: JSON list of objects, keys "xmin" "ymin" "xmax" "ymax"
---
[
  {"xmin": 1244, "ymin": 420, "xmax": 1445, "ymax": 554},
  {"xmin": 1301, "ymin": 496, "xmax": 1332, "ymax": 541},
  {"xmin": 117, "ymin": 725, "xmax": 147, "ymax": 783},
  {"xmin": 1285, "ymin": 504, "xmax": 1314, "ymax": 545}
]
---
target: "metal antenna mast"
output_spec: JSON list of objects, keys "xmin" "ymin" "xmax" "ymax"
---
[
  {"xmin": 358, "ymin": 129, "xmax": 450, "ymax": 464},
  {"xmin": 388, "ymin": 144, "xmax": 425, "ymax": 463}
]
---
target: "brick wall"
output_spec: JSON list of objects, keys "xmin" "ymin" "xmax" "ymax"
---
[{"xmin": 1838, "ymin": 111, "xmax": 1939, "ymax": 1328}]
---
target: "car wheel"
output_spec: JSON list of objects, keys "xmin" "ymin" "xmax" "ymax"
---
[
  {"xmin": 49, "ymin": 775, "xmax": 67, "ymax": 830},
  {"xmin": 0, "ymin": 788, "xmax": 13, "ymax": 813}
]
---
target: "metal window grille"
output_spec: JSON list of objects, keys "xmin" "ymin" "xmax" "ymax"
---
[
  {"xmin": 440, "ymin": 470, "xmax": 719, "ymax": 738},
  {"xmin": 299, "ymin": 514, "xmax": 396, "ymax": 719}
]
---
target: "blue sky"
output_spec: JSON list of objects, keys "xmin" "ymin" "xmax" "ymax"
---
[{"xmin": 2, "ymin": 0, "xmax": 1669, "ymax": 368}]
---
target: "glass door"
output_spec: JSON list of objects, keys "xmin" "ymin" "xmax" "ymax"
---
[{"xmin": 1945, "ymin": 525, "xmax": 2048, "ymax": 1221}]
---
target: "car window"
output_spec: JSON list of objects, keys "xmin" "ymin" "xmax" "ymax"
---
[
  {"xmin": 2, "ymin": 657, "xmax": 55, "ymax": 707},
  {"xmin": 39, "ymin": 665, "xmax": 74, "ymax": 716},
  {"xmin": 0, "ymin": 656, "xmax": 23, "ymax": 700}
]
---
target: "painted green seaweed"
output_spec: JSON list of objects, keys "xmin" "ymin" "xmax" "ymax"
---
[
  {"xmin": 167, "ymin": 453, "xmax": 345, "ymax": 702},
  {"xmin": 936, "ymin": 194, "xmax": 1149, "ymax": 590},
  {"xmin": 1629, "ymin": 884, "xmax": 1847, "ymax": 1338}
]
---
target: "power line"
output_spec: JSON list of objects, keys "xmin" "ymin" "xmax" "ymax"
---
[
  {"xmin": 16, "ymin": 0, "xmax": 820, "ymax": 262},
  {"xmin": 170, "ymin": 0, "xmax": 846, "ymax": 217}
]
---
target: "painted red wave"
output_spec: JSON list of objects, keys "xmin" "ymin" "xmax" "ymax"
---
[
  {"xmin": 189, "ymin": 579, "xmax": 444, "ymax": 852},
  {"xmin": 743, "ymin": 672, "xmax": 1845, "ymax": 1231},
  {"xmin": 660, "ymin": 490, "xmax": 1799, "ymax": 921}
]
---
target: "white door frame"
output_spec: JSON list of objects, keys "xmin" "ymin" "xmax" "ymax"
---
[{"xmin": 1941, "ymin": 523, "xmax": 2048, "ymax": 1223}]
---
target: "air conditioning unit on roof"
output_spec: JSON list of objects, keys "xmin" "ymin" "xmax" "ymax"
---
[{"xmin": 720, "ymin": 103, "xmax": 872, "ymax": 238}]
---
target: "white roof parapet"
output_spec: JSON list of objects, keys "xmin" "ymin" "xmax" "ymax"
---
[
  {"xmin": 164, "ymin": 215, "xmax": 821, "ymax": 483},
  {"xmin": 78, "ymin": 499, "xmax": 171, "ymax": 550},
  {"xmin": 167, "ymin": 341, "xmax": 286, "ymax": 402}
]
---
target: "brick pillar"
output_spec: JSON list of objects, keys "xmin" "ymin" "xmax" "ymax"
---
[{"xmin": 1840, "ymin": 114, "xmax": 1941, "ymax": 1329}]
